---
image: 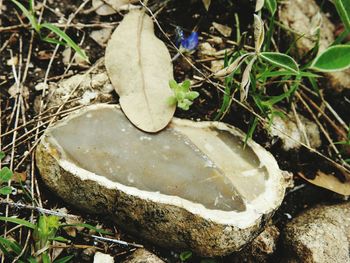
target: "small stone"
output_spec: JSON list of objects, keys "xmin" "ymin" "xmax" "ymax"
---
[
  {"xmin": 90, "ymin": 28, "xmax": 113, "ymax": 47},
  {"xmin": 281, "ymin": 202, "xmax": 350, "ymax": 263},
  {"xmin": 230, "ymin": 225, "xmax": 280, "ymax": 263},
  {"xmin": 270, "ymin": 113, "xmax": 321, "ymax": 151},
  {"xmin": 93, "ymin": 252, "xmax": 114, "ymax": 263},
  {"xmin": 121, "ymin": 249, "xmax": 164, "ymax": 263}
]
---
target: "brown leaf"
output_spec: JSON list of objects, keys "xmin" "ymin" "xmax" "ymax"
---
[
  {"xmin": 212, "ymin": 22, "xmax": 232, "ymax": 37},
  {"xmin": 214, "ymin": 53, "xmax": 250, "ymax": 78},
  {"xmin": 254, "ymin": 14, "xmax": 265, "ymax": 53},
  {"xmin": 105, "ymin": 10, "xmax": 175, "ymax": 132},
  {"xmin": 202, "ymin": 0, "xmax": 211, "ymax": 11},
  {"xmin": 240, "ymin": 57, "xmax": 256, "ymax": 101},
  {"xmin": 299, "ymin": 171, "xmax": 350, "ymax": 195}
]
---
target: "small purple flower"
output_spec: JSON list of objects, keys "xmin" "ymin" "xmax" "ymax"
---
[{"xmin": 181, "ymin": 32, "xmax": 199, "ymax": 51}]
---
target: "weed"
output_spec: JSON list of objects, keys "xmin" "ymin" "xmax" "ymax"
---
[
  {"xmin": 168, "ymin": 79, "xmax": 199, "ymax": 111},
  {"xmin": 0, "ymin": 152, "xmax": 13, "ymax": 196},
  {"xmin": 11, "ymin": 0, "xmax": 88, "ymax": 62}
]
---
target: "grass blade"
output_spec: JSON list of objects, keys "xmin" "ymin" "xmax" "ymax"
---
[
  {"xmin": 0, "ymin": 216, "xmax": 36, "ymax": 229},
  {"xmin": 11, "ymin": 0, "xmax": 39, "ymax": 32},
  {"xmin": 41, "ymin": 23, "xmax": 88, "ymax": 62},
  {"xmin": 334, "ymin": 0, "xmax": 350, "ymax": 32}
]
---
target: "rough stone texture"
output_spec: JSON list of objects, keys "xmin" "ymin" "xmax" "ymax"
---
[
  {"xmin": 34, "ymin": 59, "xmax": 116, "ymax": 113},
  {"xmin": 281, "ymin": 202, "xmax": 350, "ymax": 263},
  {"xmin": 121, "ymin": 249, "xmax": 164, "ymax": 263},
  {"xmin": 229, "ymin": 225, "xmax": 280, "ymax": 263},
  {"xmin": 93, "ymin": 252, "xmax": 114, "ymax": 263},
  {"xmin": 35, "ymin": 105, "xmax": 288, "ymax": 257},
  {"xmin": 279, "ymin": 0, "xmax": 350, "ymax": 91},
  {"xmin": 270, "ymin": 113, "xmax": 321, "ymax": 151},
  {"xmin": 36, "ymin": 140, "xmax": 269, "ymax": 257}
]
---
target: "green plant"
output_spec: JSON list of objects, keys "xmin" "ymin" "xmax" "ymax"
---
[
  {"xmin": 168, "ymin": 79, "xmax": 199, "ymax": 110},
  {"xmin": 11, "ymin": 0, "xmax": 88, "ymax": 62},
  {"xmin": 0, "ymin": 213, "xmax": 112, "ymax": 262},
  {"xmin": 0, "ymin": 152, "xmax": 13, "ymax": 195},
  {"xmin": 179, "ymin": 250, "xmax": 192, "ymax": 262}
]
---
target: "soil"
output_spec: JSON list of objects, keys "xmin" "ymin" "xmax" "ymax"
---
[{"xmin": 0, "ymin": 0, "xmax": 349, "ymax": 262}]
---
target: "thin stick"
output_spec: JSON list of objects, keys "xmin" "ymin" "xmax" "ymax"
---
[{"xmin": 92, "ymin": 235, "xmax": 143, "ymax": 248}]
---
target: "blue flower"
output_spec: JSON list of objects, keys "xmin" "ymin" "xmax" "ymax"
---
[
  {"xmin": 181, "ymin": 32, "xmax": 199, "ymax": 51},
  {"xmin": 175, "ymin": 27, "xmax": 199, "ymax": 53}
]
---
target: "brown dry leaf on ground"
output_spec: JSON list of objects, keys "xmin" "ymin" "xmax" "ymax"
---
[
  {"xmin": 105, "ymin": 9, "xmax": 175, "ymax": 132},
  {"xmin": 299, "ymin": 171, "xmax": 350, "ymax": 196}
]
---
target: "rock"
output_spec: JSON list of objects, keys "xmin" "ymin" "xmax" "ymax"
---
[
  {"xmin": 90, "ymin": 28, "xmax": 113, "ymax": 47},
  {"xmin": 92, "ymin": 0, "xmax": 139, "ymax": 16},
  {"xmin": 230, "ymin": 225, "xmax": 280, "ymax": 263},
  {"xmin": 121, "ymin": 249, "xmax": 164, "ymax": 263},
  {"xmin": 93, "ymin": 252, "xmax": 114, "ymax": 263},
  {"xmin": 270, "ymin": 113, "xmax": 321, "ymax": 151},
  {"xmin": 281, "ymin": 202, "xmax": 350, "ymax": 263},
  {"xmin": 279, "ymin": 0, "xmax": 350, "ymax": 91},
  {"xmin": 34, "ymin": 60, "xmax": 115, "ymax": 114},
  {"xmin": 36, "ymin": 104, "xmax": 288, "ymax": 257}
]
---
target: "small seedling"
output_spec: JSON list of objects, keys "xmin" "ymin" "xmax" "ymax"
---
[
  {"xmin": 179, "ymin": 251, "xmax": 192, "ymax": 262},
  {"xmin": 168, "ymin": 79, "xmax": 199, "ymax": 110},
  {"xmin": 11, "ymin": 0, "xmax": 88, "ymax": 62},
  {"xmin": 0, "ymin": 152, "xmax": 13, "ymax": 195}
]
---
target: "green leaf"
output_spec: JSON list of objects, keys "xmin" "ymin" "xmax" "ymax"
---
[
  {"xmin": 0, "ymin": 216, "xmax": 36, "ymax": 229},
  {"xmin": 40, "ymin": 23, "xmax": 88, "ymax": 62},
  {"xmin": 27, "ymin": 257, "xmax": 39, "ymax": 263},
  {"xmin": 257, "ymin": 70, "xmax": 319, "ymax": 79},
  {"xmin": 42, "ymin": 37, "xmax": 66, "ymax": 46},
  {"xmin": 180, "ymin": 251, "xmax": 192, "ymax": 261},
  {"xmin": 186, "ymin": 91, "xmax": 199, "ymax": 100},
  {"xmin": 11, "ymin": 0, "xmax": 39, "ymax": 32},
  {"xmin": 0, "ymin": 237, "xmax": 23, "ymax": 255},
  {"xmin": 260, "ymin": 52, "xmax": 299, "ymax": 73},
  {"xmin": 264, "ymin": 0, "xmax": 277, "ymax": 15},
  {"xmin": 49, "ymin": 236, "xmax": 70, "ymax": 243},
  {"xmin": 0, "ymin": 186, "xmax": 12, "ymax": 195},
  {"xmin": 334, "ymin": 0, "xmax": 350, "ymax": 32},
  {"xmin": 310, "ymin": 45, "xmax": 350, "ymax": 72},
  {"xmin": 42, "ymin": 252, "xmax": 51, "ymax": 263},
  {"xmin": 167, "ymin": 96, "xmax": 177, "ymax": 106},
  {"xmin": 181, "ymin": 80, "xmax": 191, "ymax": 91},
  {"xmin": 54, "ymin": 255, "xmax": 74, "ymax": 263},
  {"xmin": 0, "ymin": 152, "xmax": 5, "ymax": 160},
  {"xmin": 169, "ymin": 80, "xmax": 178, "ymax": 90},
  {"xmin": 0, "ymin": 167, "xmax": 13, "ymax": 182}
]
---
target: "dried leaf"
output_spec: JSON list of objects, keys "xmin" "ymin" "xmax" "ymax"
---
[
  {"xmin": 255, "ymin": 0, "xmax": 265, "ymax": 12},
  {"xmin": 92, "ymin": 0, "xmax": 139, "ymax": 16},
  {"xmin": 253, "ymin": 14, "xmax": 265, "ymax": 53},
  {"xmin": 212, "ymin": 22, "xmax": 232, "ymax": 37},
  {"xmin": 202, "ymin": 0, "xmax": 211, "ymax": 11},
  {"xmin": 299, "ymin": 171, "xmax": 350, "ymax": 195},
  {"xmin": 105, "ymin": 10, "xmax": 175, "ymax": 132},
  {"xmin": 214, "ymin": 53, "xmax": 250, "ymax": 77},
  {"xmin": 240, "ymin": 57, "xmax": 256, "ymax": 101}
]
